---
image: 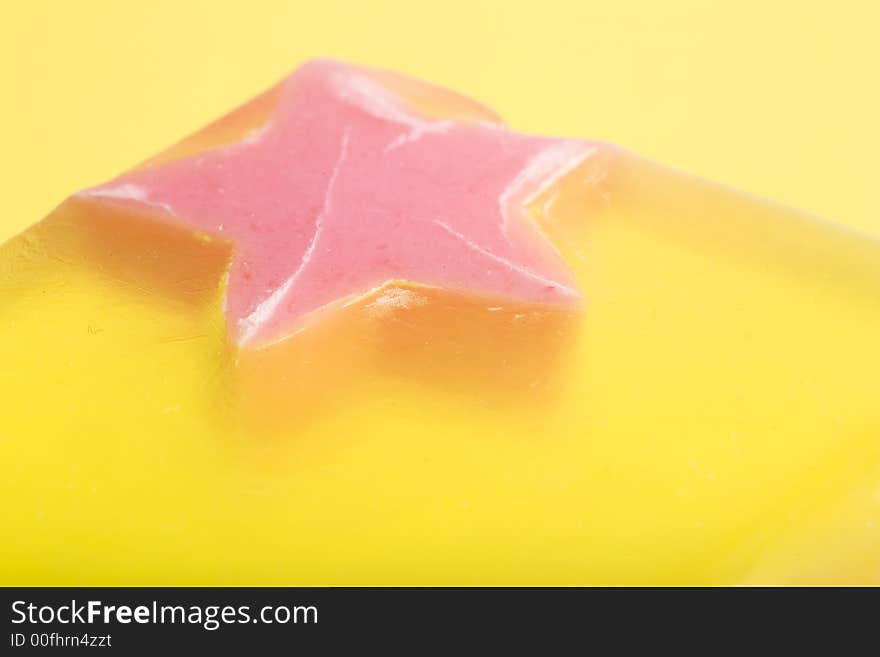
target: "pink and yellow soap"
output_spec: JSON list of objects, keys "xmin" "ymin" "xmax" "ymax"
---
[{"xmin": 2, "ymin": 60, "xmax": 879, "ymax": 585}]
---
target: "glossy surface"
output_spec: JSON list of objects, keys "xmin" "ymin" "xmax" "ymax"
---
[
  {"xmin": 2, "ymin": 60, "xmax": 880, "ymax": 585},
  {"xmin": 81, "ymin": 60, "xmax": 590, "ymax": 346}
]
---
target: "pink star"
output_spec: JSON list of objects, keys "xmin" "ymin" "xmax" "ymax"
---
[{"xmin": 80, "ymin": 60, "xmax": 595, "ymax": 347}]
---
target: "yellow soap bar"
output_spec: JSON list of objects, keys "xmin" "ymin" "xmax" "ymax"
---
[{"xmin": 1, "ymin": 61, "xmax": 879, "ymax": 585}]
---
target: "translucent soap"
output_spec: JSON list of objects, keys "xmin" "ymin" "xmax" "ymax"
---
[{"xmin": 1, "ymin": 59, "xmax": 878, "ymax": 585}]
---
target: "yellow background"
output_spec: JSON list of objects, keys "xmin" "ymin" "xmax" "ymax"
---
[
  {"xmin": 1, "ymin": 1, "xmax": 878, "ymax": 242},
  {"xmin": 2, "ymin": 2, "xmax": 880, "ymax": 586}
]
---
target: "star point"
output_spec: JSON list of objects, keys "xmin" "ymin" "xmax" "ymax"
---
[{"xmin": 80, "ymin": 59, "xmax": 595, "ymax": 347}]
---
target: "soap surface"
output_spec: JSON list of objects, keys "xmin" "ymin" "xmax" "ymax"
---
[
  {"xmin": 2, "ymin": 59, "xmax": 879, "ymax": 585},
  {"xmin": 80, "ymin": 60, "xmax": 590, "ymax": 346}
]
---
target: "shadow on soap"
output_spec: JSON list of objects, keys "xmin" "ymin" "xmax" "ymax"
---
[
  {"xmin": 6, "ymin": 201, "xmax": 580, "ymax": 446},
  {"xmin": 230, "ymin": 283, "xmax": 582, "ymax": 441},
  {"xmin": 43, "ymin": 196, "xmax": 233, "ymax": 309}
]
